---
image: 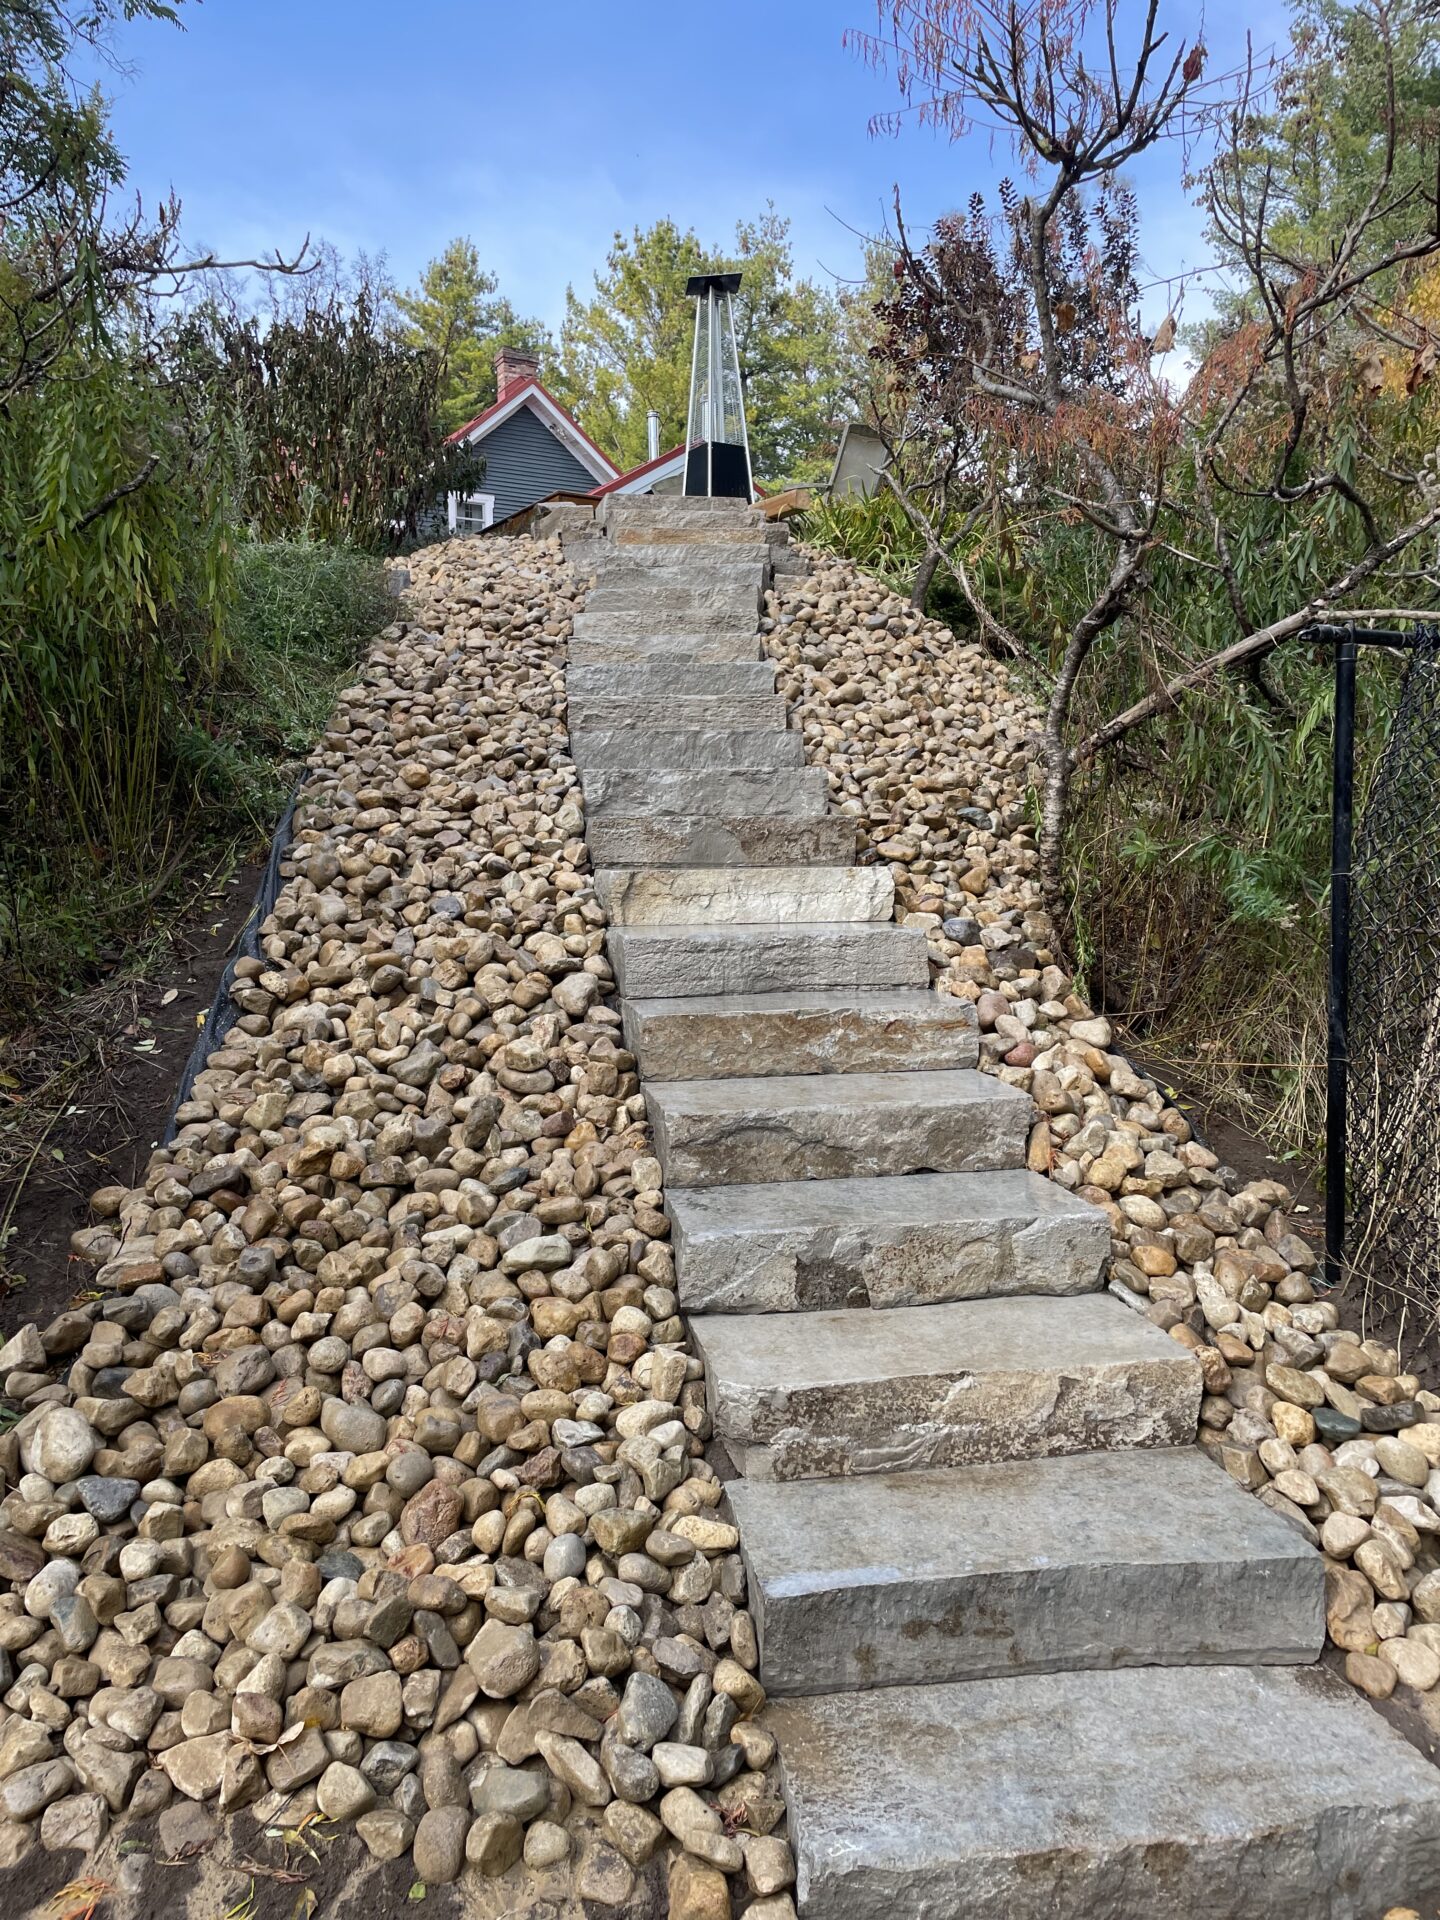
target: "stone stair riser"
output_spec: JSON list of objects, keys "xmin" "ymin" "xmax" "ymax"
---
[
  {"xmin": 623, "ymin": 989, "xmax": 977, "ymax": 1082},
  {"xmin": 587, "ymin": 815, "xmax": 855, "ymax": 870},
  {"xmin": 729, "ymin": 1449, "xmax": 1323, "ymax": 1694},
  {"xmin": 595, "ymin": 865, "xmax": 892, "ymax": 928},
  {"xmin": 668, "ymin": 1170, "xmax": 1105, "ymax": 1312},
  {"xmin": 570, "ymin": 728, "xmax": 804, "ymax": 771},
  {"xmin": 581, "ymin": 767, "xmax": 828, "ymax": 819},
  {"xmin": 609, "ymin": 925, "xmax": 930, "ymax": 1000},
  {"xmin": 645, "ymin": 1067, "xmax": 1029, "ymax": 1186}
]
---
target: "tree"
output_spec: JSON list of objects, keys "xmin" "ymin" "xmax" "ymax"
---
[
  {"xmin": 860, "ymin": 0, "xmax": 1440, "ymax": 911},
  {"xmin": 395, "ymin": 238, "xmax": 550, "ymax": 433},
  {"xmin": 551, "ymin": 218, "xmax": 706, "ymax": 470},
  {"xmin": 180, "ymin": 283, "xmax": 481, "ymax": 548},
  {"xmin": 551, "ymin": 209, "xmax": 850, "ymax": 481}
]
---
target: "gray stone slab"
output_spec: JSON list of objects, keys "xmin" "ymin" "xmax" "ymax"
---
[
  {"xmin": 690, "ymin": 1293, "xmax": 1200, "ymax": 1480},
  {"xmin": 586, "ymin": 543, "xmax": 766, "ymax": 570},
  {"xmin": 609, "ymin": 922, "xmax": 929, "ymax": 1002},
  {"xmin": 566, "ymin": 662, "xmax": 778, "ymax": 698},
  {"xmin": 569, "ymin": 727, "xmax": 803, "ymax": 771},
  {"xmin": 731, "ymin": 1447, "xmax": 1324, "ymax": 1694},
  {"xmin": 588, "ymin": 813, "xmax": 854, "ymax": 870},
  {"xmin": 569, "ymin": 629, "xmax": 763, "ymax": 663},
  {"xmin": 770, "ymin": 1664, "xmax": 1440, "ymax": 1920},
  {"xmin": 595, "ymin": 865, "xmax": 891, "ymax": 927},
  {"xmin": 584, "ymin": 567, "xmax": 762, "ymax": 600},
  {"xmin": 567, "ymin": 692, "xmax": 788, "ymax": 731},
  {"xmin": 580, "ymin": 767, "xmax": 828, "ymax": 818},
  {"xmin": 645, "ymin": 1065, "xmax": 1028, "ymax": 1187},
  {"xmin": 669, "ymin": 1168, "xmax": 1104, "ymax": 1312},
  {"xmin": 624, "ymin": 987, "xmax": 976, "ymax": 1080}
]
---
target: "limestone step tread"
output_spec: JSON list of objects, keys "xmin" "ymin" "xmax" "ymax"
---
[
  {"xmin": 769, "ymin": 1664, "xmax": 1440, "ymax": 1920},
  {"xmin": 569, "ymin": 727, "xmax": 803, "ymax": 771},
  {"xmin": 609, "ymin": 921, "xmax": 929, "ymax": 1002},
  {"xmin": 588, "ymin": 814, "xmax": 855, "ymax": 870},
  {"xmin": 581, "ymin": 767, "xmax": 828, "ymax": 818},
  {"xmin": 689, "ymin": 1292, "xmax": 1200, "ymax": 1480},
  {"xmin": 567, "ymin": 693, "xmax": 788, "ymax": 731},
  {"xmin": 566, "ymin": 662, "xmax": 778, "ymax": 697},
  {"xmin": 569, "ymin": 632, "xmax": 763, "ymax": 664},
  {"xmin": 644, "ymin": 1065, "xmax": 1029, "ymax": 1186},
  {"xmin": 668, "ymin": 1167, "xmax": 1105, "ymax": 1311},
  {"xmin": 730, "ymin": 1446, "xmax": 1324, "ymax": 1694},
  {"xmin": 587, "ymin": 547, "xmax": 766, "ymax": 573},
  {"xmin": 594, "ymin": 864, "xmax": 891, "ymax": 927},
  {"xmin": 624, "ymin": 986, "xmax": 976, "ymax": 1080}
]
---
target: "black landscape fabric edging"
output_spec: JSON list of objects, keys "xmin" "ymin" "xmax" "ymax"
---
[{"xmin": 160, "ymin": 779, "xmax": 303, "ymax": 1145}]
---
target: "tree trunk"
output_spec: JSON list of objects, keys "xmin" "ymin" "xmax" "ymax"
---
[
  {"xmin": 1039, "ymin": 724, "xmax": 1073, "ymax": 930},
  {"xmin": 911, "ymin": 546, "xmax": 940, "ymax": 610}
]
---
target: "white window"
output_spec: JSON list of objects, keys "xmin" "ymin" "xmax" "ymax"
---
[{"xmin": 447, "ymin": 491, "xmax": 495, "ymax": 534}]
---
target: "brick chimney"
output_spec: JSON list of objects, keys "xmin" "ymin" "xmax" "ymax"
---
[{"xmin": 494, "ymin": 346, "xmax": 540, "ymax": 401}]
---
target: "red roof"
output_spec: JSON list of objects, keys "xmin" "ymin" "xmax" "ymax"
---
[
  {"xmin": 593, "ymin": 440, "xmax": 768, "ymax": 499},
  {"xmin": 446, "ymin": 377, "xmax": 619, "ymax": 482},
  {"xmin": 590, "ymin": 442, "xmax": 691, "ymax": 496}
]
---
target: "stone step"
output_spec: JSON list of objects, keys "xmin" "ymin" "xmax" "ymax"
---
[
  {"xmin": 690, "ymin": 1293, "xmax": 1199, "ymax": 1480},
  {"xmin": 769, "ymin": 1664, "xmax": 1440, "ymax": 1920},
  {"xmin": 566, "ymin": 662, "xmax": 778, "ymax": 699},
  {"xmin": 604, "ymin": 494, "xmax": 757, "ymax": 518},
  {"xmin": 624, "ymin": 986, "xmax": 977, "ymax": 1081},
  {"xmin": 580, "ymin": 767, "xmax": 828, "ymax": 819},
  {"xmin": 595, "ymin": 865, "xmax": 892, "ymax": 927},
  {"xmin": 569, "ymin": 727, "xmax": 803, "ymax": 771},
  {"xmin": 609, "ymin": 527, "xmax": 775, "ymax": 550},
  {"xmin": 667, "ymin": 1168, "xmax": 1104, "ymax": 1312},
  {"xmin": 645, "ymin": 1066, "xmax": 1029, "ymax": 1187},
  {"xmin": 582, "ymin": 581, "xmax": 762, "ymax": 618},
  {"xmin": 588, "ymin": 814, "xmax": 854, "ymax": 870},
  {"xmin": 731, "ymin": 1447, "xmax": 1323, "ymax": 1695},
  {"xmin": 586, "ymin": 547, "xmax": 767, "ymax": 577},
  {"xmin": 609, "ymin": 922, "xmax": 929, "ymax": 1003},
  {"xmin": 569, "ymin": 629, "xmax": 763, "ymax": 664},
  {"xmin": 567, "ymin": 692, "xmax": 788, "ymax": 732}
]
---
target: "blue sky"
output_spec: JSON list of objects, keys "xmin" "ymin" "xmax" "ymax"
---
[{"xmin": 83, "ymin": 0, "xmax": 1292, "ymax": 333}]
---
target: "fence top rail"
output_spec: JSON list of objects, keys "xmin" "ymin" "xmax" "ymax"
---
[{"xmin": 1303, "ymin": 621, "xmax": 1439, "ymax": 648}]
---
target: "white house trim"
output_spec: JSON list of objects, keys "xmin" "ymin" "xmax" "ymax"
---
[{"xmin": 447, "ymin": 490, "xmax": 495, "ymax": 534}]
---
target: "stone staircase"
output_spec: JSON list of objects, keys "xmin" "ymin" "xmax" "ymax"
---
[{"xmin": 565, "ymin": 493, "xmax": 1440, "ymax": 1918}]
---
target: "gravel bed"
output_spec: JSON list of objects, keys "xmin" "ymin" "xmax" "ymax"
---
[{"xmin": 0, "ymin": 534, "xmax": 792, "ymax": 1918}]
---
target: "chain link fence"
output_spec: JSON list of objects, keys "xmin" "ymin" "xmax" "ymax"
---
[{"xmin": 1345, "ymin": 625, "xmax": 1440, "ymax": 1331}]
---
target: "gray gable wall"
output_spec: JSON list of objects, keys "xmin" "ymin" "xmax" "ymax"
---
[{"xmin": 473, "ymin": 403, "xmax": 602, "ymax": 523}]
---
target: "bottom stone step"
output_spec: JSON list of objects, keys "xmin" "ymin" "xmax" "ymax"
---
[
  {"xmin": 730, "ymin": 1447, "xmax": 1323, "ymax": 1694},
  {"xmin": 769, "ymin": 1664, "xmax": 1440, "ymax": 1920}
]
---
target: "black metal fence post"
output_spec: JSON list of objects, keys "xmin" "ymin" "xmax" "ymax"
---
[
  {"xmin": 1326, "ymin": 635, "xmax": 1358, "ymax": 1292},
  {"xmin": 1303, "ymin": 620, "xmax": 1429, "ymax": 1296}
]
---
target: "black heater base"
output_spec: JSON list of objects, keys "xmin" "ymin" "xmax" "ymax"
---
[{"xmin": 684, "ymin": 440, "xmax": 750, "ymax": 498}]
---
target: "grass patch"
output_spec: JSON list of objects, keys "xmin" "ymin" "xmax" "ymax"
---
[{"xmin": 0, "ymin": 538, "xmax": 394, "ymax": 1027}]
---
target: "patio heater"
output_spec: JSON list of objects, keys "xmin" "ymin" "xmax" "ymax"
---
[{"xmin": 683, "ymin": 271, "xmax": 753, "ymax": 499}]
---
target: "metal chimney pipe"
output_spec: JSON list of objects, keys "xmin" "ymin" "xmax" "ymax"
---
[{"xmin": 646, "ymin": 409, "xmax": 661, "ymax": 462}]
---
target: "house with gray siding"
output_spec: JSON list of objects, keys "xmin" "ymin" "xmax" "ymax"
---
[{"xmin": 445, "ymin": 348, "xmax": 619, "ymax": 531}]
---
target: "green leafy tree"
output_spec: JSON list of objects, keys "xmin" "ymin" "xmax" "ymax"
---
[
  {"xmin": 395, "ymin": 238, "xmax": 550, "ymax": 433},
  {"xmin": 552, "ymin": 209, "xmax": 849, "ymax": 482},
  {"xmin": 551, "ymin": 218, "xmax": 706, "ymax": 469}
]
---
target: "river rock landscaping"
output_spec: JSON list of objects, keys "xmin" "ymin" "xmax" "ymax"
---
[
  {"xmin": 0, "ymin": 531, "xmax": 791, "ymax": 1916},
  {"xmin": 0, "ymin": 518, "xmax": 1438, "ymax": 1917}
]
